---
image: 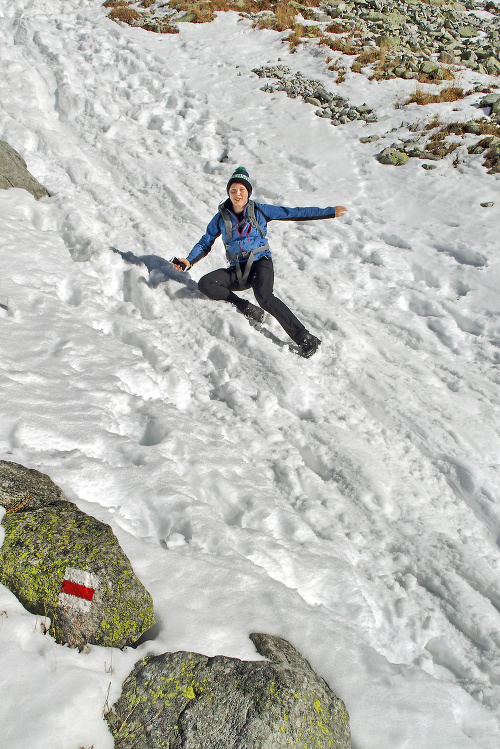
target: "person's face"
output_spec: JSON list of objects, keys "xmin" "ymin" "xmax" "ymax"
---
[{"xmin": 229, "ymin": 183, "xmax": 249, "ymax": 212}]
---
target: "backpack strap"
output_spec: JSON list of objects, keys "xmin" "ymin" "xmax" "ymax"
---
[
  {"xmin": 246, "ymin": 201, "xmax": 266, "ymax": 239},
  {"xmin": 218, "ymin": 202, "xmax": 234, "ymax": 250}
]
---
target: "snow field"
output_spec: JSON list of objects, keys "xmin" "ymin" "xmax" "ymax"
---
[{"xmin": 1, "ymin": 1, "xmax": 500, "ymax": 747}]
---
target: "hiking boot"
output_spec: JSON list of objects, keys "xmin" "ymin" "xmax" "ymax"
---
[
  {"xmin": 297, "ymin": 332, "xmax": 321, "ymax": 358},
  {"xmin": 240, "ymin": 301, "xmax": 265, "ymax": 324}
]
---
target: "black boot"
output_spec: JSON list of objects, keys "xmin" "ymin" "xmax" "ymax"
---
[
  {"xmin": 239, "ymin": 300, "xmax": 265, "ymax": 324},
  {"xmin": 297, "ymin": 332, "xmax": 321, "ymax": 358}
]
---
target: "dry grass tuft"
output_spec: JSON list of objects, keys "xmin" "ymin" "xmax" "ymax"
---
[
  {"xmin": 320, "ymin": 35, "xmax": 345, "ymax": 52},
  {"xmin": 108, "ymin": 5, "xmax": 141, "ymax": 22},
  {"xmin": 325, "ymin": 21, "xmax": 347, "ymax": 34},
  {"xmin": 288, "ymin": 23, "xmax": 305, "ymax": 52},
  {"xmin": 406, "ymin": 85, "xmax": 472, "ymax": 106},
  {"xmin": 169, "ymin": 0, "xmax": 216, "ymax": 23},
  {"xmin": 327, "ymin": 58, "xmax": 348, "ymax": 83},
  {"xmin": 357, "ymin": 47, "xmax": 381, "ymax": 66},
  {"xmin": 274, "ymin": 0, "xmax": 296, "ymax": 31},
  {"xmin": 417, "ymin": 67, "xmax": 454, "ymax": 84},
  {"xmin": 103, "ymin": 0, "xmax": 128, "ymax": 6},
  {"xmin": 320, "ymin": 31, "xmax": 359, "ymax": 56}
]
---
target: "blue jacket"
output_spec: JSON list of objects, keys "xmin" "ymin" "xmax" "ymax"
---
[{"xmin": 187, "ymin": 199, "xmax": 338, "ymax": 267}]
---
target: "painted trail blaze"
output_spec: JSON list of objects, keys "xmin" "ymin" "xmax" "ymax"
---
[
  {"xmin": 58, "ymin": 567, "xmax": 99, "ymax": 613},
  {"xmin": 60, "ymin": 578, "xmax": 95, "ymax": 601}
]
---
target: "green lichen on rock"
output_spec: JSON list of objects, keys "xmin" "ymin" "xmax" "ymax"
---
[
  {"xmin": 0, "ymin": 140, "xmax": 49, "ymax": 199},
  {"xmin": 0, "ymin": 461, "xmax": 154, "ymax": 649},
  {"xmin": 378, "ymin": 147, "xmax": 409, "ymax": 166},
  {"xmin": 105, "ymin": 633, "xmax": 350, "ymax": 748}
]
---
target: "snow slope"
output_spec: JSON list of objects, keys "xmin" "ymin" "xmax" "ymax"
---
[{"xmin": 1, "ymin": 1, "xmax": 500, "ymax": 747}]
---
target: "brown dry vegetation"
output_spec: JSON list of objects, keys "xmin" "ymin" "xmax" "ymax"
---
[
  {"xmin": 274, "ymin": 0, "xmax": 296, "ymax": 31},
  {"xmin": 325, "ymin": 21, "xmax": 348, "ymax": 34},
  {"xmin": 326, "ymin": 58, "xmax": 348, "ymax": 83},
  {"xmin": 288, "ymin": 24, "xmax": 304, "ymax": 52},
  {"xmin": 427, "ymin": 120, "xmax": 500, "ymax": 138},
  {"xmin": 320, "ymin": 31, "xmax": 360, "ymax": 56},
  {"xmin": 406, "ymin": 85, "xmax": 473, "ymax": 105},
  {"xmin": 108, "ymin": 5, "xmax": 141, "ymax": 21},
  {"xmin": 417, "ymin": 67, "xmax": 455, "ymax": 84},
  {"xmin": 169, "ymin": 0, "xmax": 217, "ymax": 23},
  {"xmin": 357, "ymin": 47, "xmax": 381, "ymax": 66},
  {"xmin": 420, "ymin": 119, "xmax": 500, "ymax": 165}
]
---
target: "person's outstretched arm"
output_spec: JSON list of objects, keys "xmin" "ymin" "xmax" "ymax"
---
[
  {"xmin": 173, "ymin": 213, "xmax": 222, "ymax": 272},
  {"xmin": 257, "ymin": 203, "xmax": 347, "ymax": 221}
]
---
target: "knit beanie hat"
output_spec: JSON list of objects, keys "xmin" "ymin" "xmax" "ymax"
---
[{"xmin": 226, "ymin": 166, "xmax": 252, "ymax": 196}]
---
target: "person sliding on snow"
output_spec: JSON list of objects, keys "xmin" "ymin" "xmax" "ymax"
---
[{"xmin": 173, "ymin": 167, "xmax": 347, "ymax": 358}]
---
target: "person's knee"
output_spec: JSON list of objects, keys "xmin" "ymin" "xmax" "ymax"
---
[{"xmin": 198, "ymin": 274, "xmax": 214, "ymax": 298}]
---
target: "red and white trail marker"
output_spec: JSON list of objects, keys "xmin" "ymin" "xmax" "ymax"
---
[{"xmin": 58, "ymin": 567, "xmax": 99, "ymax": 614}]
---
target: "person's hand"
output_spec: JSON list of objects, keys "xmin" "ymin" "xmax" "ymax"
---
[
  {"xmin": 335, "ymin": 206, "xmax": 347, "ymax": 218},
  {"xmin": 172, "ymin": 257, "xmax": 191, "ymax": 272}
]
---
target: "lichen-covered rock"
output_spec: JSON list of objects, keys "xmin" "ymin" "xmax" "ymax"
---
[
  {"xmin": 0, "ymin": 461, "xmax": 154, "ymax": 649},
  {"xmin": 105, "ymin": 632, "xmax": 351, "ymax": 749},
  {"xmin": 0, "ymin": 140, "xmax": 49, "ymax": 199},
  {"xmin": 378, "ymin": 147, "xmax": 409, "ymax": 166}
]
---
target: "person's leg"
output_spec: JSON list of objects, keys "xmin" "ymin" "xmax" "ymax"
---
[
  {"xmin": 250, "ymin": 258, "xmax": 307, "ymax": 343},
  {"xmin": 198, "ymin": 268, "xmax": 247, "ymax": 311}
]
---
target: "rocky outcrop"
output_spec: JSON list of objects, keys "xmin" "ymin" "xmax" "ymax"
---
[
  {"xmin": 253, "ymin": 65, "xmax": 377, "ymax": 126},
  {"xmin": 105, "ymin": 632, "xmax": 350, "ymax": 748},
  {"xmin": 0, "ymin": 140, "xmax": 49, "ymax": 199},
  {"xmin": 0, "ymin": 461, "xmax": 154, "ymax": 649},
  {"xmin": 373, "ymin": 118, "xmax": 500, "ymax": 172}
]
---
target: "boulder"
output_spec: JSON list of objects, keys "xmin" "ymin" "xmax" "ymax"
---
[
  {"xmin": 458, "ymin": 25, "xmax": 478, "ymax": 38},
  {"xmin": 485, "ymin": 56, "xmax": 500, "ymax": 75},
  {"xmin": 105, "ymin": 632, "xmax": 351, "ymax": 749},
  {"xmin": 439, "ymin": 50, "xmax": 455, "ymax": 64},
  {"xmin": 0, "ymin": 461, "xmax": 154, "ymax": 649},
  {"xmin": 378, "ymin": 147, "xmax": 409, "ymax": 166},
  {"xmin": 480, "ymin": 93, "xmax": 500, "ymax": 109},
  {"xmin": 0, "ymin": 140, "xmax": 49, "ymax": 199},
  {"xmin": 420, "ymin": 60, "xmax": 440, "ymax": 76}
]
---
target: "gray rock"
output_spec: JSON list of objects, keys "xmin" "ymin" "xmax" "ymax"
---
[
  {"xmin": 408, "ymin": 149, "xmax": 442, "ymax": 160},
  {"xmin": 305, "ymin": 97, "xmax": 322, "ymax": 107},
  {"xmin": 422, "ymin": 163, "xmax": 438, "ymax": 170},
  {"xmin": 378, "ymin": 147, "xmax": 409, "ymax": 165},
  {"xmin": 464, "ymin": 121, "xmax": 483, "ymax": 135},
  {"xmin": 105, "ymin": 632, "xmax": 351, "ymax": 749},
  {"xmin": 420, "ymin": 60, "xmax": 440, "ymax": 74},
  {"xmin": 458, "ymin": 26, "xmax": 478, "ymax": 38},
  {"xmin": 0, "ymin": 461, "xmax": 154, "ymax": 649},
  {"xmin": 468, "ymin": 143, "xmax": 486, "ymax": 154},
  {"xmin": 0, "ymin": 460, "xmax": 66, "ymax": 511},
  {"xmin": 480, "ymin": 201, "xmax": 494, "ymax": 207},
  {"xmin": 461, "ymin": 49, "xmax": 477, "ymax": 65},
  {"xmin": 485, "ymin": 56, "xmax": 500, "ymax": 75},
  {"xmin": 0, "ymin": 140, "xmax": 49, "ymax": 200},
  {"xmin": 439, "ymin": 50, "xmax": 455, "ymax": 64},
  {"xmin": 314, "ymin": 87, "xmax": 333, "ymax": 103}
]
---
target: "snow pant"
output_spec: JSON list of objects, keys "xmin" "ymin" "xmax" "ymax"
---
[{"xmin": 198, "ymin": 257, "xmax": 307, "ymax": 344}]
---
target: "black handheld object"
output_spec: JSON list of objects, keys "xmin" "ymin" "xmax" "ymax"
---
[{"xmin": 171, "ymin": 257, "xmax": 186, "ymax": 271}]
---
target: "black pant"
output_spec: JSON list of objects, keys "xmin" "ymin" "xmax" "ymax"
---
[{"xmin": 198, "ymin": 257, "xmax": 306, "ymax": 343}]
